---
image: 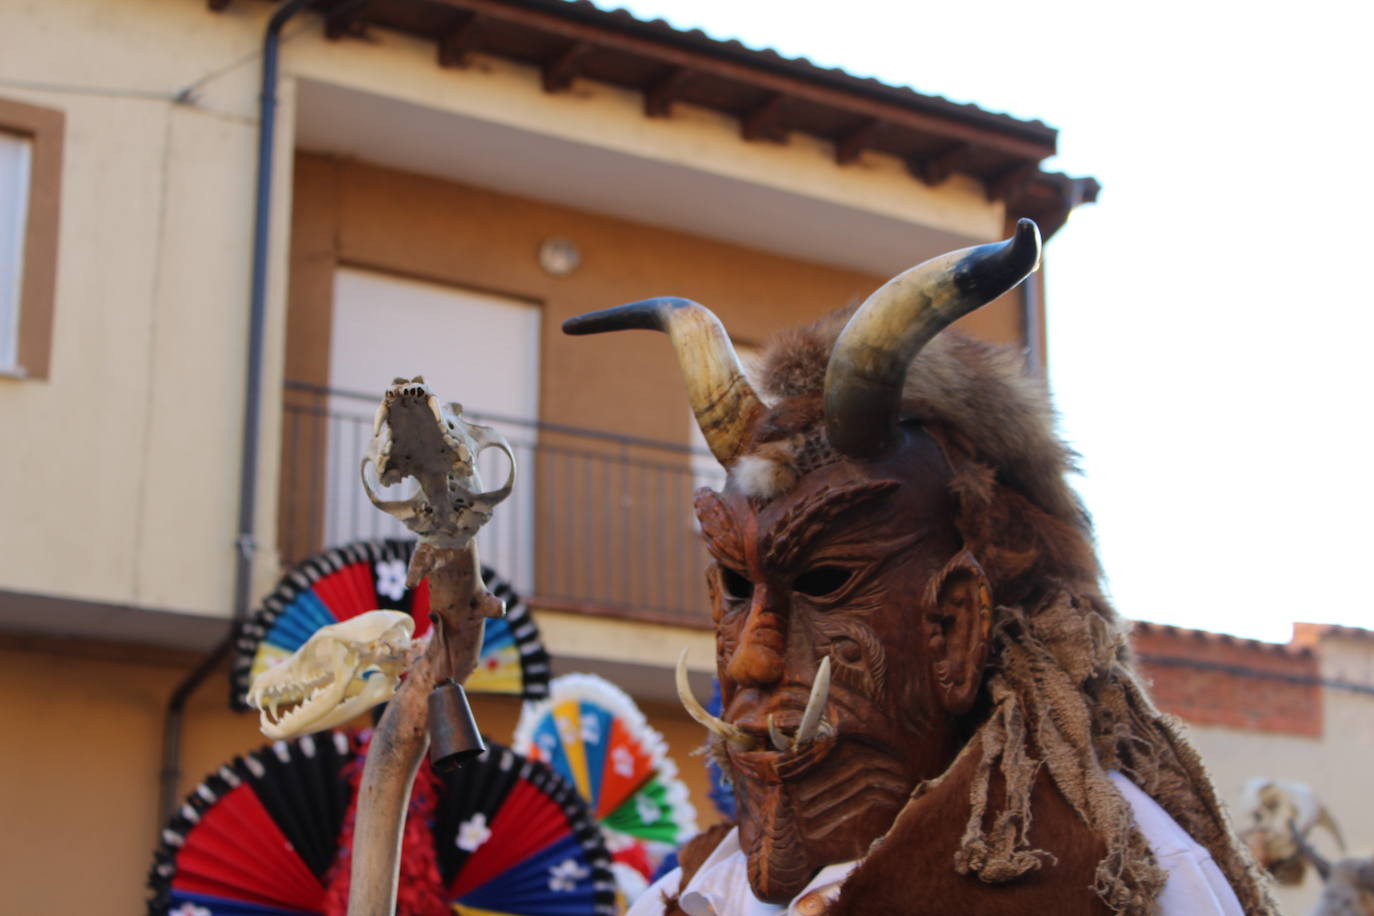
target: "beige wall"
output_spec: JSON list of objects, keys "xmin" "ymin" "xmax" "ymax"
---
[
  {"xmin": 0, "ymin": 0, "xmax": 1005, "ymax": 635},
  {"xmin": 0, "ymin": 0, "xmax": 267, "ymax": 620}
]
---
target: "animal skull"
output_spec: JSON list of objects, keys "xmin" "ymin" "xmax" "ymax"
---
[
  {"xmin": 1239, "ymin": 778, "xmax": 1345, "ymax": 884},
  {"xmin": 246, "ymin": 610, "xmax": 416, "ymax": 739},
  {"xmin": 361, "ymin": 378, "xmax": 515, "ymax": 569}
]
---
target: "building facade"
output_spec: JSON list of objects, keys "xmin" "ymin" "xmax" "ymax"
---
[{"xmin": 11, "ymin": 3, "xmax": 1365, "ymax": 916}]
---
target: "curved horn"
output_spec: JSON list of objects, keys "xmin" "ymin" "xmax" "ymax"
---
[
  {"xmin": 1314, "ymin": 806, "xmax": 1346, "ymax": 852},
  {"xmin": 1283, "ymin": 781, "xmax": 1325, "ymax": 837},
  {"xmin": 563, "ymin": 298, "xmax": 764, "ymax": 466},
  {"xmin": 823, "ymin": 218, "xmax": 1042, "ymax": 459}
]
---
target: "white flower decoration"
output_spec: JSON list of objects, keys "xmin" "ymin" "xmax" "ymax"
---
[
  {"xmin": 455, "ymin": 812, "xmax": 492, "ymax": 852},
  {"xmin": 556, "ymin": 715, "xmax": 578, "ymax": 747},
  {"xmin": 611, "ymin": 745, "xmax": 635, "ymax": 778},
  {"xmin": 548, "ymin": 858, "xmax": 590, "ymax": 892},
  {"xmin": 537, "ymin": 732, "xmax": 557, "ymax": 755},
  {"xmin": 170, "ymin": 905, "xmax": 212, "ymax": 916},
  {"xmin": 581, "ymin": 714, "xmax": 602, "ymax": 746},
  {"xmin": 374, "ymin": 559, "xmax": 407, "ymax": 602},
  {"xmin": 635, "ymin": 793, "xmax": 661, "ymax": 825}
]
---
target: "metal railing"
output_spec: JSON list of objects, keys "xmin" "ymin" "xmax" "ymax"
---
[{"xmin": 278, "ymin": 382, "xmax": 724, "ymax": 626}]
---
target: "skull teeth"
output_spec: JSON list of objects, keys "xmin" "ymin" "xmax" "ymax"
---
[{"xmin": 244, "ymin": 611, "xmax": 414, "ymax": 737}]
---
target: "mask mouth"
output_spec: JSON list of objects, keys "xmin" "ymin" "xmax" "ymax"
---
[
  {"xmin": 727, "ymin": 716, "xmax": 839, "ymax": 780},
  {"xmin": 678, "ymin": 649, "xmax": 839, "ymax": 771},
  {"xmin": 724, "ymin": 657, "xmax": 838, "ymax": 775}
]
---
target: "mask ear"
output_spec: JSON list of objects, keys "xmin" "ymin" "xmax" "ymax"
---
[{"xmin": 924, "ymin": 550, "xmax": 992, "ymax": 715}]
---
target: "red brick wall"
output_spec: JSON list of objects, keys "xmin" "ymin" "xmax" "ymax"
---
[{"xmin": 1130, "ymin": 624, "xmax": 1322, "ymax": 737}]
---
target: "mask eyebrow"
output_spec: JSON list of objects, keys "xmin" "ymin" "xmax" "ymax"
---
[
  {"xmin": 761, "ymin": 480, "xmax": 901, "ymax": 570},
  {"xmin": 694, "ymin": 487, "xmax": 748, "ymax": 568}
]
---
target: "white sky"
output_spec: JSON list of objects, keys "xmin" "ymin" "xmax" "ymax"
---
[{"xmin": 605, "ymin": 0, "xmax": 1374, "ymax": 642}]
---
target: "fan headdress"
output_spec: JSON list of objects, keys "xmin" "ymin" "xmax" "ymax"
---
[{"xmin": 564, "ymin": 221, "xmax": 1275, "ymax": 914}]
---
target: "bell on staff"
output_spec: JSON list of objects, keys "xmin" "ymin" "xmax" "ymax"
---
[{"xmin": 428, "ymin": 680, "xmax": 486, "ymax": 772}]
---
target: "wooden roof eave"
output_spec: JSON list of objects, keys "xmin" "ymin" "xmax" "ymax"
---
[{"xmin": 218, "ymin": 0, "xmax": 1095, "ymax": 237}]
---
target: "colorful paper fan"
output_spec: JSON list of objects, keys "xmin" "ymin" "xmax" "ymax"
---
[
  {"xmin": 149, "ymin": 733, "xmax": 617, "ymax": 916},
  {"xmin": 231, "ymin": 538, "xmax": 550, "ymax": 709},
  {"xmin": 434, "ymin": 743, "xmax": 617, "ymax": 916},
  {"xmin": 148, "ymin": 731, "xmax": 357, "ymax": 915},
  {"xmin": 512, "ymin": 674, "xmax": 698, "ymax": 898}
]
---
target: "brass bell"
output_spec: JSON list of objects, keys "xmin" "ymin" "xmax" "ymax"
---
[{"xmin": 428, "ymin": 680, "xmax": 485, "ymax": 772}]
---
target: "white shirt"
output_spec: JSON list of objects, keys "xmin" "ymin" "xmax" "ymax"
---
[
  {"xmin": 1107, "ymin": 772, "xmax": 1245, "ymax": 916},
  {"xmin": 628, "ymin": 773, "xmax": 1244, "ymax": 915},
  {"xmin": 630, "ymin": 828, "xmax": 855, "ymax": 916}
]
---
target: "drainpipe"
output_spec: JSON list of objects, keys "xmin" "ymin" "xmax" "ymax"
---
[{"xmin": 157, "ymin": 0, "xmax": 315, "ymax": 830}]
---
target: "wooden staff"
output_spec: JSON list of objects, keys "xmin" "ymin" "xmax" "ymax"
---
[
  {"xmin": 346, "ymin": 546, "xmax": 489, "ymax": 916},
  {"xmin": 346, "ymin": 379, "xmax": 515, "ymax": 916}
]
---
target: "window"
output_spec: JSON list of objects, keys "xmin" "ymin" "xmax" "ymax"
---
[
  {"xmin": 0, "ymin": 97, "xmax": 63, "ymax": 380},
  {"xmin": 0, "ymin": 132, "xmax": 31, "ymax": 370}
]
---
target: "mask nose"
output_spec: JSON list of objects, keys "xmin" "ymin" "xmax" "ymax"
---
[{"xmin": 725, "ymin": 585, "xmax": 786, "ymax": 687}]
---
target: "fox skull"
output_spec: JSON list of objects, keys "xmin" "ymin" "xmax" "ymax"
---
[{"xmin": 247, "ymin": 610, "xmax": 415, "ymax": 739}]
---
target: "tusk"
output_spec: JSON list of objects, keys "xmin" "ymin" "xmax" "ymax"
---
[
  {"xmin": 372, "ymin": 403, "xmax": 387, "ymax": 436},
  {"xmin": 676, "ymin": 649, "xmax": 750, "ymax": 747},
  {"xmin": 767, "ymin": 714, "xmax": 790, "ymax": 752},
  {"xmin": 1314, "ymin": 806, "xmax": 1346, "ymax": 852},
  {"xmin": 795, "ymin": 656, "xmax": 831, "ymax": 746},
  {"xmin": 427, "ymin": 395, "xmax": 445, "ymax": 425}
]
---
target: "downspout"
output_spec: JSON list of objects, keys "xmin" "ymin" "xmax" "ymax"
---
[{"xmin": 157, "ymin": 0, "xmax": 315, "ymax": 830}]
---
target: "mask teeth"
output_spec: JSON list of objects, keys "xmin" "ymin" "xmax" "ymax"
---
[
  {"xmin": 767, "ymin": 714, "xmax": 790, "ymax": 753},
  {"xmin": 794, "ymin": 656, "xmax": 831, "ymax": 747}
]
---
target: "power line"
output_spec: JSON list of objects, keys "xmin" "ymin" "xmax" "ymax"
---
[{"xmin": 0, "ymin": 15, "xmax": 322, "ymax": 106}]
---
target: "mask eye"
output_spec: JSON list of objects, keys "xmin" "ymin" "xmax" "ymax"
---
[
  {"xmin": 719, "ymin": 567, "xmax": 754, "ymax": 601},
  {"xmin": 793, "ymin": 566, "xmax": 852, "ymax": 598}
]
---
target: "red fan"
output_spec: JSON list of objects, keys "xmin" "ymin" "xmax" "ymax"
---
[
  {"xmin": 148, "ymin": 731, "xmax": 355, "ymax": 915},
  {"xmin": 148, "ymin": 734, "xmax": 616, "ymax": 916}
]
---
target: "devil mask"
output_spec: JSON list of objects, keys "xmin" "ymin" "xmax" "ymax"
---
[{"xmin": 565, "ymin": 221, "xmax": 1041, "ymax": 902}]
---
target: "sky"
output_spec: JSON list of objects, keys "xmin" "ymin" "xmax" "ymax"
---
[{"xmin": 605, "ymin": 0, "xmax": 1374, "ymax": 642}]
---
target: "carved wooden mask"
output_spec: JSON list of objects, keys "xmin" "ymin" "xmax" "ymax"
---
[{"xmin": 695, "ymin": 412, "xmax": 994, "ymax": 901}]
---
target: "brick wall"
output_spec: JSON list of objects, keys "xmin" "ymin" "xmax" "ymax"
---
[{"xmin": 1130, "ymin": 623, "xmax": 1322, "ymax": 737}]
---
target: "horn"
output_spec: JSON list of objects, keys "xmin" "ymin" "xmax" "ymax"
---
[
  {"xmin": 563, "ymin": 298, "xmax": 764, "ymax": 466},
  {"xmin": 823, "ymin": 219, "xmax": 1042, "ymax": 459}
]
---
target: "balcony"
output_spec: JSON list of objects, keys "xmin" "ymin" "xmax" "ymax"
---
[{"xmin": 277, "ymin": 382, "xmax": 723, "ymax": 627}]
